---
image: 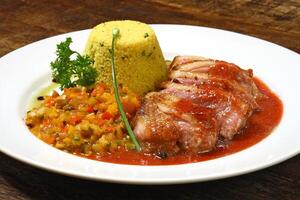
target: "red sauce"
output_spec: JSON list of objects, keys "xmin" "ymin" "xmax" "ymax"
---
[{"xmin": 79, "ymin": 78, "xmax": 283, "ymax": 165}]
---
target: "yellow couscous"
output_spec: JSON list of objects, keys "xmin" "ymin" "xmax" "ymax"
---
[{"xmin": 84, "ymin": 20, "xmax": 167, "ymax": 95}]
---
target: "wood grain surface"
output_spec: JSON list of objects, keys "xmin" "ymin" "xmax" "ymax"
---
[{"xmin": 0, "ymin": 0, "xmax": 299, "ymax": 199}]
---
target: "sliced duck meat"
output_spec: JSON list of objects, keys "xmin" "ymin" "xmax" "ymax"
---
[{"xmin": 133, "ymin": 56, "xmax": 263, "ymax": 157}]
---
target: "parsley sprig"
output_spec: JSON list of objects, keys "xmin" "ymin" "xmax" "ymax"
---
[{"xmin": 51, "ymin": 37, "xmax": 97, "ymax": 89}]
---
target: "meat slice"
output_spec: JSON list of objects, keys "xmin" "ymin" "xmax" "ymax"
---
[
  {"xmin": 133, "ymin": 92, "xmax": 181, "ymax": 154},
  {"xmin": 133, "ymin": 56, "xmax": 263, "ymax": 156},
  {"xmin": 134, "ymin": 91, "xmax": 218, "ymax": 155}
]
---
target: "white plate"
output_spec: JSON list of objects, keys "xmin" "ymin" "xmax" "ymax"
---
[{"xmin": 0, "ymin": 25, "xmax": 299, "ymax": 184}]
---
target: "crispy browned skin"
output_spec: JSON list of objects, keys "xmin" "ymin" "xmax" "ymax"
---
[{"xmin": 133, "ymin": 56, "xmax": 262, "ymax": 157}]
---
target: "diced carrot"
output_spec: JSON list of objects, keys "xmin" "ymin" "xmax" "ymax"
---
[
  {"xmin": 86, "ymin": 105, "xmax": 94, "ymax": 113},
  {"xmin": 97, "ymin": 119, "xmax": 105, "ymax": 126},
  {"xmin": 92, "ymin": 84, "xmax": 106, "ymax": 96},
  {"xmin": 70, "ymin": 114, "xmax": 82, "ymax": 125},
  {"xmin": 43, "ymin": 134, "xmax": 56, "ymax": 144},
  {"xmin": 102, "ymin": 111, "xmax": 113, "ymax": 120},
  {"xmin": 50, "ymin": 135, "xmax": 56, "ymax": 144}
]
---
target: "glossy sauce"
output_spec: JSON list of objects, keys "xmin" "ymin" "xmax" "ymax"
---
[{"xmin": 80, "ymin": 78, "xmax": 283, "ymax": 165}]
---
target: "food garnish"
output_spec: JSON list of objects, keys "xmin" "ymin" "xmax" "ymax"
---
[
  {"xmin": 50, "ymin": 37, "xmax": 97, "ymax": 89},
  {"xmin": 111, "ymin": 28, "xmax": 141, "ymax": 151}
]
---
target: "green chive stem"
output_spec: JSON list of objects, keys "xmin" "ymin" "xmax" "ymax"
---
[{"xmin": 111, "ymin": 28, "xmax": 141, "ymax": 152}]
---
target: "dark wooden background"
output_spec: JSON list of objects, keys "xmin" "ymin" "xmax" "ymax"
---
[{"xmin": 0, "ymin": 0, "xmax": 299, "ymax": 199}]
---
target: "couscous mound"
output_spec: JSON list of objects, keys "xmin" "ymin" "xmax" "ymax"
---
[{"xmin": 84, "ymin": 20, "xmax": 167, "ymax": 95}]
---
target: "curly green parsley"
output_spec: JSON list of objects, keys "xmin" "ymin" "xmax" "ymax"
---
[{"xmin": 50, "ymin": 37, "xmax": 97, "ymax": 89}]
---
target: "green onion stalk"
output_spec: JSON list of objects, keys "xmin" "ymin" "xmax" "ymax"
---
[{"xmin": 111, "ymin": 28, "xmax": 141, "ymax": 152}]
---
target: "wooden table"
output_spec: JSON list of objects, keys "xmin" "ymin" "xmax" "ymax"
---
[{"xmin": 1, "ymin": 1, "xmax": 299, "ymax": 199}]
